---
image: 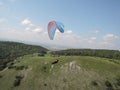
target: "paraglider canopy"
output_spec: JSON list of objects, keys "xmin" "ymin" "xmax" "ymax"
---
[{"xmin": 47, "ymin": 21, "xmax": 64, "ymax": 40}]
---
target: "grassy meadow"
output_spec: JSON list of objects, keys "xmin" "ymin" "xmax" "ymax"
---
[{"xmin": 0, "ymin": 54, "xmax": 120, "ymax": 90}]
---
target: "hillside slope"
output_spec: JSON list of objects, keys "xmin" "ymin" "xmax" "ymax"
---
[
  {"xmin": 0, "ymin": 41, "xmax": 48, "ymax": 70},
  {"xmin": 0, "ymin": 54, "xmax": 120, "ymax": 90}
]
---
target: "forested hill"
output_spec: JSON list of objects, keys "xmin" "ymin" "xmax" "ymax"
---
[
  {"xmin": 0, "ymin": 41, "xmax": 48, "ymax": 70},
  {"xmin": 50, "ymin": 49, "xmax": 120, "ymax": 60},
  {"xmin": 0, "ymin": 41, "xmax": 48, "ymax": 59}
]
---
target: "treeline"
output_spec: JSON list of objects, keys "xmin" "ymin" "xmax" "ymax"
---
[
  {"xmin": 0, "ymin": 41, "xmax": 48, "ymax": 70},
  {"xmin": 50, "ymin": 49, "xmax": 120, "ymax": 59}
]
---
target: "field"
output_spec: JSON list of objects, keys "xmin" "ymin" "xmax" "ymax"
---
[{"xmin": 0, "ymin": 54, "xmax": 120, "ymax": 90}]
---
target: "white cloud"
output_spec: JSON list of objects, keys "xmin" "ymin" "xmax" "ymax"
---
[
  {"xmin": 91, "ymin": 37, "xmax": 96, "ymax": 40},
  {"xmin": 32, "ymin": 28, "xmax": 43, "ymax": 33},
  {"xmin": 0, "ymin": 18, "xmax": 7, "ymax": 23},
  {"xmin": 8, "ymin": 0, "xmax": 18, "ymax": 2},
  {"xmin": 100, "ymin": 41, "xmax": 114, "ymax": 49},
  {"xmin": 88, "ymin": 37, "xmax": 96, "ymax": 44},
  {"xmin": 0, "ymin": 2, "xmax": 3, "ymax": 6},
  {"xmin": 25, "ymin": 27, "xmax": 30, "ymax": 31},
  {"xmin": 22, "ymin": 18, "xmax": 43, "ymax": 34},
  {"xmin": 21, "ymin": 18, "xmax": 32, "ymax": 25},
  {"xmin": 66, "ymin": 30, "xmax": 72, "ymax": 34},
  {"xmin": 95, "ymin": 30, "xmax": 100, "ymax": 34},
  {"xmin": 91, "ymin": 30, "xmax": 100, "ymax": 34},
  {"xmin": 88, "ymin": 40, "xmax": 93, "ymax": 44},
  {"xmin": 102, "ymin": 41, "xmax": 111, "ymax": 46},
  {"xmin": 103, "ymin": 34, "xmax": 119, "ymax": 40}
]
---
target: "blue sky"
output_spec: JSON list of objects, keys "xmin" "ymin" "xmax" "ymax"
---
[{"xmin": 0, "ymin": 0, "xmax": 120, "ymax": 50}]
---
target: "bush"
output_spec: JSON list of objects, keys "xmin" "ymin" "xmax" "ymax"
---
[
  {"xmin": 91, "ymin": 81, "xmax": 98, "ymax": 86},
  {"xmin": 116, "ymin": 77, "xmax": 120, "ymax": 86},
  {"xmin": 14, "ymin": 79, "xmax": 21, "ymax": 87},
  {"xmin": 105, "ymin": 81, "xmax": 112, "ymax": 87},
  {"xmin": 10, "ymin": 62, "xmax": 14, "ymax": 65},
  {"xmin": 15, "ymin": 66, "xmax": 25, "ymax": 70},
  {"xmin": 0, "ymin": 75, "xmax": 3, "ymax": 78},
  {"xmin": 16, "ymin": 75, "xmax": 24, "ymax": 79},
  {"xmin": 105, "ymin": 81, "xmax": 114, "ymax": 90},
  {"xmin": 44, "ymin": 83, "xmax": 47, "ymax": 86},
  {"xmin": 13, "ymin": 75, "xmax": 24, "ymax": 87},
  {"xmin": 24, "ymin": 66, "xmax": 28, "ymax": 69},
  {"xmin": 41, "ymin": 64, "xmax": 51, "ymax": 73},
  {"xmin": 38, "ymin": 53, "xmax": 45, "ymax": 56},
  {"xmin": 8, "ymin": 65, "xmax": 15, "ymax": 69},
  {"xmin": 42, "ymin": 66, "xmax": 47, "ymax": 72},
  {"xmin": 0, "ymin": 64, "xmax": 6, "ymax": 71}
]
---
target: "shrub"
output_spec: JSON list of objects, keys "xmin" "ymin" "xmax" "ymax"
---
[
  {"xmin": 0, "ymin": 64, "xmax": 6, "ymax": 71},
  {"xmin": 24, "ymin": 66, "xmax": 28, "ymax": 69},
  {"xmin": 44, "ymin": 83, "xmax": 47, "ymax": 86},
  {"xmin": 91, "ymin": 81, "xmax": 98, "ymax": 86},
  {"xmin": 105, "ymin": 80, "xmax": 114, "ymax": 90},
  {"xmin": 15, "ymin": 66, "xmax": 24, "ymax": 70},
  {"xmin": 14, "ymin": 79, "xmax": 21, "ymax": 87},
  {"xmin": 13, "ymin": 75, "xmax": 24, "ymax": 87},
  {"xmin": 105, "ymin": 81, "xmax": 112, "ymax": 87},
  {"xmin": 41, "ymin": 64, "xmax": 51, "ymax": 73},
  {"xmin": 38, "ymin": 53, "xmax": 45, "ymax": 56},
  {"xmin": 0, "ymin": 75, "xmax": 3, "ymax": 78},
  {"xmin": 42, "ymin": 66, "xmax": 47, "ymax": 72},
  {"xmin": 116, "ymin": 77, "xmax": 120, "ymax": 86},
  {"xmin": 8, "ymin": 65, "xmax": 15, "ymax": 69},
  {"xmin": 10, "ymin": 62, "xmax": 14, "ymax": 65},
  {"xmin": 16, "ymin": 75, "xmax": 24, "ymax": 79},
  {"xmin": 63, "ymin": 78, "xmax": 67, "ymax": 83}
]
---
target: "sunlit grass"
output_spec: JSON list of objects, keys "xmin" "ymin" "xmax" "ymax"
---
[{"xmin": 0, "ymin": 54, "xmax": 120, "ymax": 90}]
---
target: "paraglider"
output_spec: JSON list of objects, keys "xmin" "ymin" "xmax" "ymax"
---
[{"xmin": 47, "ymin": 21, "xmax": 64, "ymax": 40}]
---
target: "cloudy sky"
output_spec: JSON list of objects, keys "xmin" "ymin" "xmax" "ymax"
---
[{"xmin": 0, "ymin": 0, "xmax": 120, "ymax": 50}]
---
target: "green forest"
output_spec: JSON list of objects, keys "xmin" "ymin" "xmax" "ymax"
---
[
  {"xmin": 50, "ymin": 49, "xmax": 120, "ymax": 59},
  {"xmin": 0, "ymin": 41, "xmax": 48, "ymax": 70}
]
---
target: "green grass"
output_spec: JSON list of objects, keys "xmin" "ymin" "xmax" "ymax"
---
[{"xmin": 0, "ymin": 54, "xmax": 120, "ymax": 90}]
